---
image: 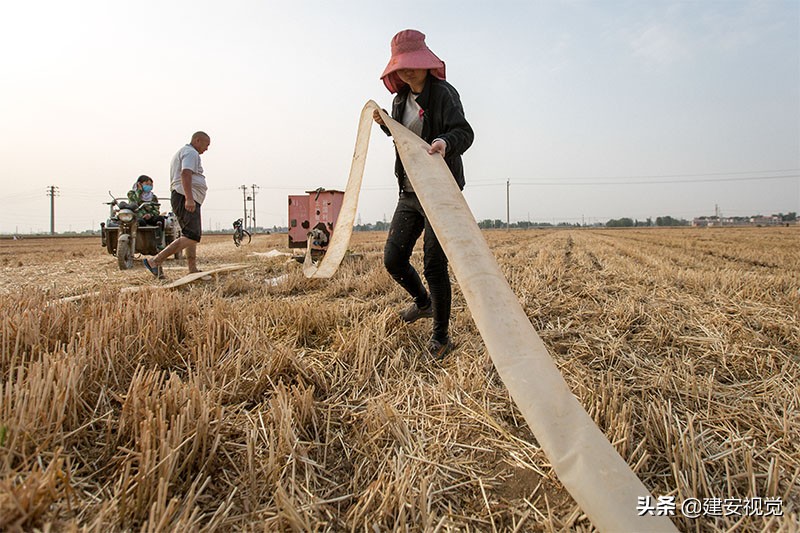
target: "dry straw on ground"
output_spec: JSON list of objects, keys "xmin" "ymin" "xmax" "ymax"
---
[{"xmin": 0, "ymin": 228, "xmax": 798, "ymax": 531}]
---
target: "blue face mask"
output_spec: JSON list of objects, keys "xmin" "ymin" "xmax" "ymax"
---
[{"xmin": 142, "ymin": 184, "xmax": 153, "ymax": 192}]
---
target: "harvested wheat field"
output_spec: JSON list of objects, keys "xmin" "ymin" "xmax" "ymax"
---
[{"xmin": 0, "ymin": 227, "xmax": 798, "ymax": 531}]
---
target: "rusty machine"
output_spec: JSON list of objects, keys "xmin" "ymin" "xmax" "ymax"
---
[{"xmin": 288, "ymin": 188, "xmax": 345, "ymax": 256}]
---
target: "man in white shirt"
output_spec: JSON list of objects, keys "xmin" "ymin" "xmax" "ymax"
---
[{"xmin": 143, "ymin": 131, "xmax": 210, "ymax": 279}]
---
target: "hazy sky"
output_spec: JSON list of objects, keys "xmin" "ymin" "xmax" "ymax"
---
[{"xmin": 1, "ymin": 0, "xmax": 798, "ymax": 234}]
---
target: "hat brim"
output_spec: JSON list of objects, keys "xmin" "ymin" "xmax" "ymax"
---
[{"xmin": 380, "ymin": 49, "xmax": 446, "ymax": 93}]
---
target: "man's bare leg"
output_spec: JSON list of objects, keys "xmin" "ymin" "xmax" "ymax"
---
[
  {"xmin": 185, "ymin": 241, "xmax": 200, "ymax": 273},
  {"xmin": 149, "ymin": 236, "xmax": 195, "ymax": 268}
]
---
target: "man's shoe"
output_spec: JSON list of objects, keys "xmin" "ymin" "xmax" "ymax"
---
[
  {"xmin": 427, "ymin": 337, "xmax": 453, "ymax": 361},
  {"xmin": 400, "ymin": 302, "xmax": 433, "ymax": 323},
  {"xmin": 143, "ymin": 258, "xmax": 165, "ymax": 279},
  {"xmin": 190, "ymin": 269, "xmax": 213, "ymax": 282}
]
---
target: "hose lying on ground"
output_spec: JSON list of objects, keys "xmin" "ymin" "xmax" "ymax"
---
[{"xmin": 303, "ymin": 100, "xmax": 677, "ymax": 532}]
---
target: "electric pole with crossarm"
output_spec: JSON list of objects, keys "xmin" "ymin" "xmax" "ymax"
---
[
  {"xmin": 46, "ymin": 185, "xmax": 59, "ymax": 235},
  {"xmin": 250, "ymin": 184, "xmax": 259, "ymax": 233},
  {"xmin": 239, "ymin": 185, "xmax": 248, "ymax": 230}
]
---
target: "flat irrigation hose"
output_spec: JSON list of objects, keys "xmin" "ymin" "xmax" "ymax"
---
[
  {"xmin": 58, "ymin": 264, "xmax": 249, "ymax": 303},
  {"xmin": 304, "ymin": 101, "xmax": 677, "ymax": 532}
]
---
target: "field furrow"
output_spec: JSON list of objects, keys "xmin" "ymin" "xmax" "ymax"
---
[{"xmin": 0, "ymin": 228, "xmax": 798, "ymax": 531}]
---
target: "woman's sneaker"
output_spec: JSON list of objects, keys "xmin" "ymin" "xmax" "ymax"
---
[
  {"xmin": 400, "ymin": 302, "xmax": 433, "ymax": 323},
  {"xmin": 427, "ymin": 337, "xmax": 453, "ymax": 361}
]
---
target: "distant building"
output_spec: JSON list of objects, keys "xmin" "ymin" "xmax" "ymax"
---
[
  {"xmin": 749, "ymin": 215, "xmax": 782, "ymax": 226},
  {"xmin": 692, "ymin": 214, "xmax": 783, "ymax": 227}
]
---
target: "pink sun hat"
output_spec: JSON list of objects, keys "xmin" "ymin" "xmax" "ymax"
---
[{"xmin": 380, "ymin": 29, "xmax": 446, "ymax": 93}]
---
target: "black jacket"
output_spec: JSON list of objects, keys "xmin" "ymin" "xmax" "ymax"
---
[{"xmin": 382, "ymin": 76, "xmax": 474, "ymax": 192}]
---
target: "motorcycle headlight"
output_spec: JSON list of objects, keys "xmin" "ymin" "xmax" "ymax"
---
[{"xmin": 118, "ymin": 210, "xmax": 134, "ymax": 222}]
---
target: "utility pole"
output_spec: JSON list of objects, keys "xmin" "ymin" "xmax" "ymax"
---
[
  {"xmin": 250, "ymin": 184, "xmax": 259, "ymax": 233},
  {"xmin": 506, "ymin": 179, "xmax": 510, "ymax": 231},
  {"xmin": 239, "ymin": 185, "xmax": 248, "ymax": 230},
  {"xmin": 46, "ymin": 186, "xmax": 59, "ymax": 235}
]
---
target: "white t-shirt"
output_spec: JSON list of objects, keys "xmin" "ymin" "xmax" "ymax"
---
[
  {"xmin": 403, "ymin": 92, "xmax": 424, "ymax": 137},
  {"xmin": 170, "ymin": 144, "xmax": 208, "ymax": 205},
  {"xmin": 401, "ymin": 92, "xmax": 424, "ymax": 192}
]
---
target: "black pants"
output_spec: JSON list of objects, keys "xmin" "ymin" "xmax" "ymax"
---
[
  {"xmin": 138, "ymin": 215, "xmax": 165, "ymax": 228},
  {"xmin": 384, "ymin": 192, "xmax": 450, "ymax": 342}
]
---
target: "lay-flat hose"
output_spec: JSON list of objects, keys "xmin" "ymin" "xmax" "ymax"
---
[{"xmin": 304, "ymin": 101, "xmax": 677, "ymax": 532}]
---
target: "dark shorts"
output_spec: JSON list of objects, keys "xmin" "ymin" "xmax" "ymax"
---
[{"xmin": 171, "ymin": 190, "xmax": 202, "ymax": 242}]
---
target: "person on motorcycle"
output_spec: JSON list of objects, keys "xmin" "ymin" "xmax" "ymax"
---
[{"xmin": 128, "ymin": 175, "xmax": 165, "ymax": 250}]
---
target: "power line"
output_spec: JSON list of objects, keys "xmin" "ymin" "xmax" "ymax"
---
[
  {"xmin": 468, "ymin": 173, "xmax": 799, "ymax": 187},
  {"xmin": 8, "ymin": 191, "xmax": 44, "ymax": 201},
  {"xmin": 468, "ymin": 167, "xmax": 799, "ymax": 183},
  {"xmin": 518, "ymin": 173, "xmax": 799, "ymax": 186}
]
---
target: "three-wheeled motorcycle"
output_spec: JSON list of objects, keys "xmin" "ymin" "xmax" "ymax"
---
[{"xmin": 100, "ymin": 192, "xmax": 182, "ymax": 270}]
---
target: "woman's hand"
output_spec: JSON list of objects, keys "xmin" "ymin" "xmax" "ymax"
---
[
  {"xmin": 427, "ymin": 139, "xmax": 446, "ymax": 157},
  {"xmin": 372, "ymin": 109, "xmax": 385, "ymax": 126}
]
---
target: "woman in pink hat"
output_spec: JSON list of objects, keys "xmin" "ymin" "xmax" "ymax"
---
[{"xmin": 374, "ymin": 29, "xmax": 474, "ymax": 360}]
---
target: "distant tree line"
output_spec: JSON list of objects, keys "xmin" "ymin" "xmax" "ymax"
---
[
  {"xmin": 606, "ymin": 216, "xmax": 690, "ymax": 227},
  {"xmin": 472, "ymin": 216, "xmax": 691, "ymax": 229},
  {"xmin": 476, "ymin": 219, "xmax": 584, "ymax": 229},
  {"xmin": 351, "ymin": 211, "xmax": 794, "ymax": 232},
  {"xmin": 354, "ymin": 221, "xmax": 391, "ymax": 232}
]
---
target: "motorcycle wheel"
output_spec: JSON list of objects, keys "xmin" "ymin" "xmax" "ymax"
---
[
  {"xmin": 242, "ymin": 230, "xmax": 252, "ymax": 245},
  {"xmin": 117, "ymin": 235, "xmax": 134, "ymax": 270}
]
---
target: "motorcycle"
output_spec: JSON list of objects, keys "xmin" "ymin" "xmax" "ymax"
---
[{"xmin": 100, "ymin": 192, "xmax": 181, "ymax": 270}]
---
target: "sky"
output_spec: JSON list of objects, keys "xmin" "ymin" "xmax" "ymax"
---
[{"xmin": 1, "ymin": 0, "xmax": 798, "ymax": 234}]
